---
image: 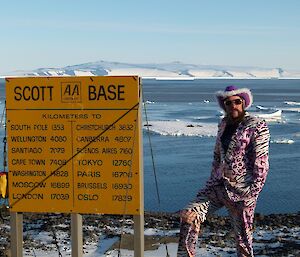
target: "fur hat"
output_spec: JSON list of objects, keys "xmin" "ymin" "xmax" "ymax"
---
[{"xmin": 215, "ymin": 85, "xmax": 253, "ymax": 110}]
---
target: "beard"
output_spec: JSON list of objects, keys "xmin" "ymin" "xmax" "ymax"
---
[{"xmin": 227, "ymin": 109, "xmax": 245, "ymax": 123}]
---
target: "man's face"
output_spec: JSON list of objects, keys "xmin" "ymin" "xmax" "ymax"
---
[{"xmin": 224, "ymin": 95, "xmax": 245, "ymax": 120}]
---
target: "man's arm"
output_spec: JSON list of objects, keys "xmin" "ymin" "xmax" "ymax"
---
[
  {"xmin": 196, "ymin": 125, "xmax": 223, "ymax": 195},
  {"xmin": 244, "ymin": 120, "xmax": 270, "ymax": 201},
  {"xmin": 183, "ymin": 124, "xmax": 223, "ymax": 219}
]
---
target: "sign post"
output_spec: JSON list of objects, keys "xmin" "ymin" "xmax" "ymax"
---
[
  {"xmin": 134, "ymin": 85, "xmax": 144, "ymax": 256},
  {"xmin": 71, "ymin": 213, "xmax": 83, "ymax": 257},
  {"xmin": 6, "ymin": 76, "xmax": 144, "ymax": 256},
  {"xmin": 10, "ymin": 212, "xmax": 23, "ymax": 257}
]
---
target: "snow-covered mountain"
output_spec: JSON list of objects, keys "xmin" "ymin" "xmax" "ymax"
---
[{"xmin": 2, "ymin": 60, "xmax": 300, "ymax": 79}]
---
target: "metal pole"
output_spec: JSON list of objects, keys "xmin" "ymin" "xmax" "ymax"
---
[
  {"xmin": 10, "ymin": 212, "xmax": 23, "ymax": 257},
  {"xmin": 71, "ymin": 213, "xmax": 83, "ymax": 257}
]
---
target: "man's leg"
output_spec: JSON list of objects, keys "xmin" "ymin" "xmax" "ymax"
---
[
  {"xmin": 227, "ymin": 201, "xmax": 256, "ymax": 257},
  {"xmin": 177, "ymin": 212, "xmax": 202, "ymax": 257},
  {"xmin": 177, "ymin": 191, "xmax": 223, "ymax": 257}
]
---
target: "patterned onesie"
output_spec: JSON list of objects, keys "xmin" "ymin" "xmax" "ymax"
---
[{"xmin": 177, "ymin": 113, "xmax": 270, "ymax": 257}]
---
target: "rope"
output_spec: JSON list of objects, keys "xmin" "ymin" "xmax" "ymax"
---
[
  {"xmin": 47, "ymin": 213, "xmax": 63, "ymax": 257},
  {"xmin": 117, "ymin": 107, "xmax": 139, "ymax": 257},
  {"xmin": 22, "ymin": 216, "xmax": 40, "ymax": 257},
  {"xmin": 2, "ymin": 101, "xmax": 7, "ymax": 172},
  {"xmin": 23, "ymin": 213, "xmax": 63, "ymax": 257},
  {"xmin": 1, "ymin": 101, "xmax": 8, "ymax": 206},
  {"xmin": 32, "ymin": 248, "xmax": 37, "ymax": 257},
  {"xmin": 0, "ymin": 102, "xmax": 5, "ymax": 127},
  {"xmin": 142, "ymin": 95, "xmax": 161, "ymax": 207},
  {"xmin": 141, "ymin": 83, "xmax": 170, "ymax": 257}
]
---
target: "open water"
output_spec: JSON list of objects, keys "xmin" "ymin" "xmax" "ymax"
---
[
  {"xmin": 141, "ymin": 79, "xmax": 300, "ymax": 214},
  {"xmin": 1, "ymin": 79, "xmax": 300, "ymax": 214}
]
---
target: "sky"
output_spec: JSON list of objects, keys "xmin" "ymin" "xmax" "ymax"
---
[{"xmin": 1, "ymin": 0, "xmax": 300, "ymax": 74}]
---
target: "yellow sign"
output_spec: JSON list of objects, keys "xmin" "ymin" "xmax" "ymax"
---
[{"xmin": 6, "ymin": 76, "xmax": 143, "ymax": 215}]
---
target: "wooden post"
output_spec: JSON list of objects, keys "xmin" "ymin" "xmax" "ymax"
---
[
  {"xmin": 133, "ymin": 215, "xmax": 144, "ymax": 257},
  {"xmin": 10, "ymin": 212, "xmax": 23, "ymax": 257},
  {"xmin": 133, "ymin": 79, "xmax": 144, "ymax": 257},
  {"xmin": 71, "ymin": 213, "xmax": 83, "ymax": 257}
]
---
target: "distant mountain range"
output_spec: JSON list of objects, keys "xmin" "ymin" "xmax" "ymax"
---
[{"xmin": 2, "ymin": 60, "xmax": 300, "ymax": 79}]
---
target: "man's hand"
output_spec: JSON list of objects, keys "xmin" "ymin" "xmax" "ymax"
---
[
  {"xmin": 180, "ymin": 209, "xmax": 201, "ymax": 232},
  {"xmin": 180, "ymin": 209, "xmax": 198, "ymax": 224}
]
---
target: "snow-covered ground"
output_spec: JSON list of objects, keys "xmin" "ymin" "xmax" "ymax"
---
[
  {"xmin": 0, "ymin": 210, "xmax": 298, "ymax": 256},
  {"xmin": 22, "ymin": 225, "xmax": 300, "ymax": 257}
]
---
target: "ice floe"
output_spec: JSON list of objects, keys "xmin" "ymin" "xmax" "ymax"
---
[
  {"xmin": 284, "ymin": 101, "xmax": 300, "ymax": 106},
  {"xmin": 143, "ymin": 120, "xmax": 218, "ymax": 137},
  {"xmin": 256, "ymin": 105, "xmax": 272, "ymax": 110},
  {"xmin": 144, "ymin": 100, "xmax": 155, "ymax": 104},
  {"xmin": 271, "ymin": 139, "xmax": 295, "ymax": 144},
  {"xmin": 254, "ymin": 110, "xmax": 283, "ymax": 122},
  {"xmin": 280, "ymin": 107, "xmax": 300, "ymax": 113}
]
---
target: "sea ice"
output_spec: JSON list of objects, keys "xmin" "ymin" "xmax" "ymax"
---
[{"xmin": 143, "ymin": 120, "xmax": 218, "ymax": 137}]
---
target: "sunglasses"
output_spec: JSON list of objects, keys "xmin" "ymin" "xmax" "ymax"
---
[{"xmin": 224, "ymin": 99, "xmax": 243, "ymax": 106}]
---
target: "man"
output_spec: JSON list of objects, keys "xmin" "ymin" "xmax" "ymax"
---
[{"xmin": 177, "ymin": 85, "xmax": 270, "ymax": 257}]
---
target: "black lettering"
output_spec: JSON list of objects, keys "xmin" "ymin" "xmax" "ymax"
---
[
  {"xmin": 78, "ymin": 159, "xmax": 103, "ymax": 166},
  {"xmin": 12, "ymin": 181, "xmax": 46, "ymax": 188},
  {"xmin": 77, "ymin": 194, "xmax": 98, "ymax": 201},
  {"xmin": 107, "ymin": 84, "xmax": 116, "ymax": 100},
  {"xmin": 29, "ymin": 159, "xmax": 46, "ymax": 165},
  {"xmin": 14, "ymin": 86, "xmax": 22, "ymax": 100},
  {"xmin": 64, "ymin": 84, "xmax": 71, "ymax": 95},
  {"xmin": 51, "ymin": 182, "xmax": 70, "ymax": 188},
  {"xmin": 77, "ymin": 171, "xmax": 101, "ymax": 177},
  {"xmin": 12, "ymin": 193, "xmax": 44, "ymax": 200},
  {"xmin": 98, "ymin": 85, "xmax": 107, "ymax": 100},
  {"xmin": 88, "ymin": 85, "xmax": 96, "ymax": 100},
  {"xmin": 23, "ymin": 86, "xmax": 31, "ymax": 100},
  {"xmin": 32, "ymin": 86, "xmax": 40, "ymax": 100},
  {"xmin": 118, "ymin": 85, "xmax": 125, "ymax": 100},
  {"xmin": 64, "ymin": 84, "xmax": 80, "ymax": 96},
  {"xmin": 50, "ymin": 194, "xmax": 69, "ymax": 200},
  {"xmin": 88, "ymin": 85, "xmax": 125, "ymax": 101},
  {"xmin": 11, "ymin": 124, "xmax": 31, "ymax": 130},
  {"xmin": 13, "ymin": 86, "xmax": 53, "ymax": 101}
]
